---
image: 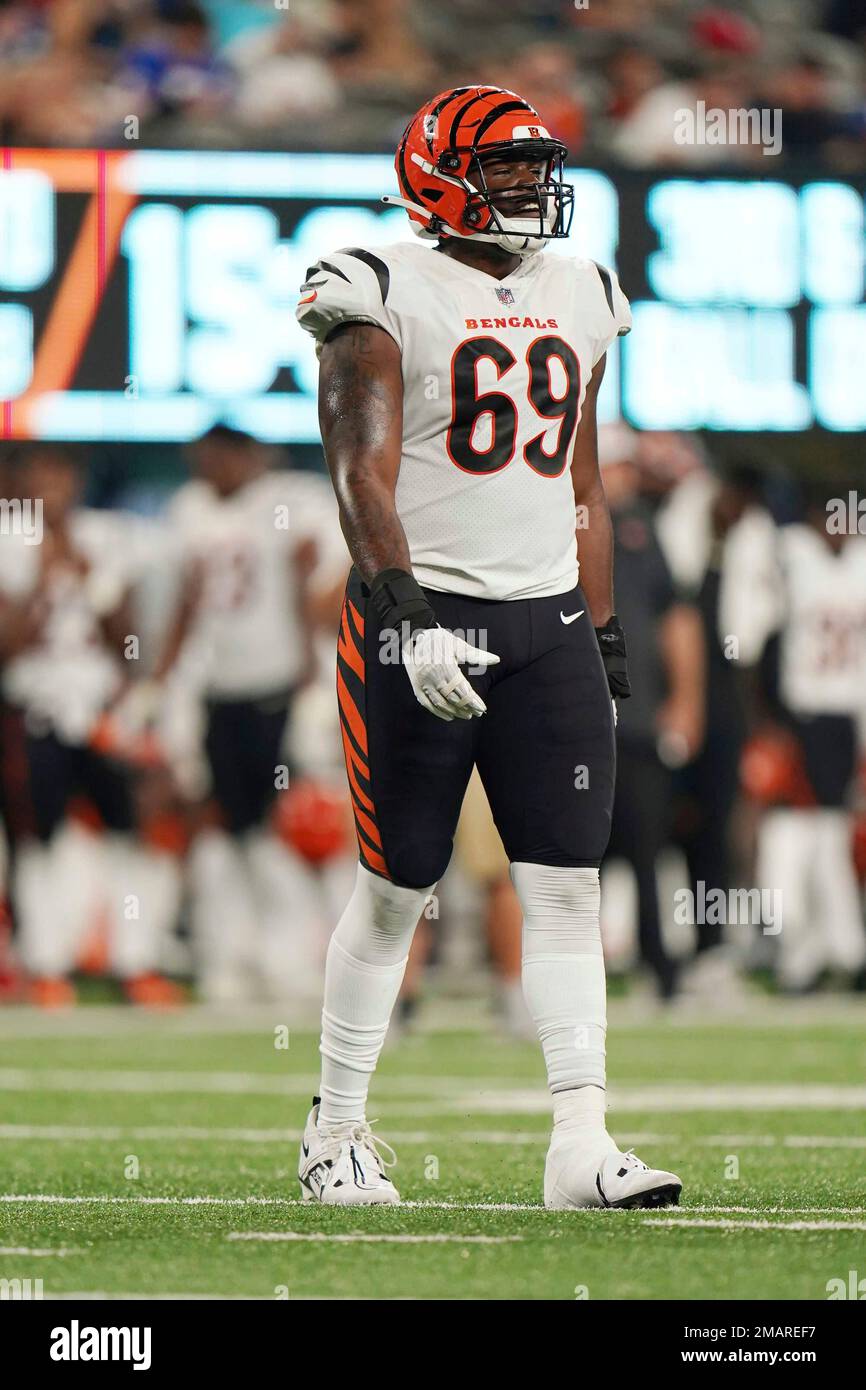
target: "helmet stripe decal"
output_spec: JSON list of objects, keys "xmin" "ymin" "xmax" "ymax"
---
[
  {"xmin": 468, "ymin": 100, "xmax": 531, "ymax": 145},
  {"xmin": 426, "ymin": 86, "xmax": 474, "ymax": 151},
  {"xmin": 397, "ymin": 127, "xmax": 426, "ymax": 212},
  {"xmin": 447, "ymin": 92, "xmax": 493, "ymax": 147}
]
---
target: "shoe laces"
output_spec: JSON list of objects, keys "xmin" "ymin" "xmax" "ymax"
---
[
  {"xmin": 619, "ymin": 1149, "xmax": 649, "ymax": 1173},
  {"xmin": 317, "ymin": 1119, "xmax": 397, "ymax": 1173}
]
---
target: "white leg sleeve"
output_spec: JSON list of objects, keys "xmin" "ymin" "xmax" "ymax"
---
[
  {"xmin": 188, "ymin": 829, "xmax": 257, "ymax": 995},
  {"xmin": 813, "ymin": 809, "xmax": 866, "ymax": 974},
  {"xmin": 758, "ymin": 809, "xmax": 822, "ymax": 987},
  {"xmin": 512, "ymin": 862, "xmax": 607, "ymax": 1093},
  {"xmin": 106, "ymin": 835, "xmax": 179, "ymax": 979},
  {"xmin": 319, "ymin": 861, "xmax": 433, "ymax": 1125},
  {"xmin": 14, "ymin": 839, "xmax": 71, "ymax": 977}
]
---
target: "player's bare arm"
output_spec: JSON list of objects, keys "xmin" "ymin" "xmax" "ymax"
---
[
  {"xmin": 319, "ymin": 320, "xmax": 498, "ymax": 721},
  {"xmin": 318, "ymin": 321, "xmax": 408, "ymax": 583},
  {"xmin": 570, "ymin": 351, "xmax": 613, "ymax": 628}
]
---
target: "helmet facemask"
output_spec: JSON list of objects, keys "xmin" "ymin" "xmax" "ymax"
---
[{"xmin": 457, "ymin": 142, "xmax": 574, "ymax": 254}]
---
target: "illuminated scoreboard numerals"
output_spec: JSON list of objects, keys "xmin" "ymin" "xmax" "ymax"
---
[
  {"xmin": 122, "ymin": 204, "xmax": 185, "ymax": 392},
  {"xmin": 123, "ymin": 202, "xmax": 284, "ymax": 399},
  {"xmin": 185, "ymin": 205, "xmax": 282, "ymax": 396},
  {"xmin": 625, "ymin": 304, "xmax": 811, "ymax": 430},
  {"xmin": 801, "ymin": 184, "xmax": 866, "ymax": 430},
  {"xmin": 0, "ymin": 169, "xmax": 54, "ymax": 397},
  {"xmin": 0, "ymin": 305, "xmax": 33, "ymax": 397}
]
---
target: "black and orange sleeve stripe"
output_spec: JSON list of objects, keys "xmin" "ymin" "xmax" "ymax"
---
[{"xmin": 335, "ymin": 595, "xmax": 391, "ymax": 879}]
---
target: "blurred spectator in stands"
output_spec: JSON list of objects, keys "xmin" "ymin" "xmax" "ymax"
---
[
  {"xmin": 757, "ymin": 54, "xmax": 859, "ymax": 159},
  {"xmin": 602, "ymin": 44, "xmax": 666, "ymax": 127},
  {"xmin": 116, "ymin": 1, "xmax": 234, "ymax": 124},
  {"xmin": 226, "ymin": 15, "xmax": 342, "ymax": 128},
  {"xmin": 0, "ymin": 0, "xmax": 48, "ymax": 63},
  {"xmin": 503, "ymin": 41, "xmax": 587, "ymax": 151},
  {"xmin": 610, "ymin": 59, "xmax": 756, "ymax": 167}
]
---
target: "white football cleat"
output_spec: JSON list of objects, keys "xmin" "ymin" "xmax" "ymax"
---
[
  {"xmin": 298, "ymin": 1099, "xmax": 400, "ymax": 1205},
  {"xmin": 545, "ymin": 1141, "xmax": 682, "ymax": 1210}
]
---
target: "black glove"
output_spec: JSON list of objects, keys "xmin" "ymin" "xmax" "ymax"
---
[{"xmin": 595, "ymin": 614, "xmax": 631, "ymax": 700}]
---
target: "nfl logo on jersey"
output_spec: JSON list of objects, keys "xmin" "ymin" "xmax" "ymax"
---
[{"xmin": 495, "ymin": 287, "xmax": 516, "ymax": 305}]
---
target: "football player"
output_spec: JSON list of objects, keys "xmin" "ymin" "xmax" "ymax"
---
[
  {"xmin": 0, "ymin": 447, "xmax": 181, "ymax": 1007},
  {"xmin": 749, "ymin": 492, "xmax": 866, "ymax": 991},
  {"xmin": 295, "ymin": 85, "xmax": 682, "ymax": 1208},
  {"xmin": 155, "ymin": 425, "xmax": 341, "ymax": 999}
]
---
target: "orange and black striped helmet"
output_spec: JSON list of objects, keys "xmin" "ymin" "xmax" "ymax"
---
[{"xmin": 384, "ymin": 85, "xmax": 574, "ymax": 255}]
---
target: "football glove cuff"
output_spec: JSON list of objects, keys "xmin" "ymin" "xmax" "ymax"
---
[
  {"xmin": 368, "ymin": 567, "xmax": 438, "ymax": 639},
  {"xmin": 595, "ymin": 614, "xmax": 631, "ymax": 700}
]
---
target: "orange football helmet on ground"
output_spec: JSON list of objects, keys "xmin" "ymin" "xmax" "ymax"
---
[{"xmin": 384, "ymin": 84, "xmax": 574, "ymax": 255}]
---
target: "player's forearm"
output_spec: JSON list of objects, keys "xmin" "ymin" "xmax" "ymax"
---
[
  {"xmin": 575, "ymin": 475, "xmax": 615, "ymax": 628},
  {"xmin": 319, "ymin": 322, "xmax": 409, "ymax": 586},
  {"xmin": 334, "ymin": 469, "xmax": 412, "ymax": 585}
]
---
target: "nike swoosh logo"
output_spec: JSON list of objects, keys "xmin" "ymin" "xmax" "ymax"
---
[
  {"xmin": 560, "ymin": 610, "xmax": 584, "ymax": 625},
  {"xmin": 302, "ymin": 1141, "xmax": 309, "ymax": 1157},
  {"xmin": 298, "ymin": 291, "xmax": 318, "ymax": 305}
]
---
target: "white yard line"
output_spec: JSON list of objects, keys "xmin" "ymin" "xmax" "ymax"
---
[
  {"xmin": 3, "ymin": 1193, "xmax": 866, "ymax": 1216},
  {"xmin": 647, "ymin": 1217, "xmax": 866, "ymax": 1232},
  {"xmin": 0, "ymin": 1246, "xmax": 79, "ymax": 1256},
  {"xmin": 4, "ymin": 1068, "xmax": 866, "ymax": 1113},
  {"xmin": 226, "ymin": 1232, "xmax": 522, "ymax": 1244},
  {"xmin": 3, "ymin": 1123, "xmax": 866, "ymax": 1152}
]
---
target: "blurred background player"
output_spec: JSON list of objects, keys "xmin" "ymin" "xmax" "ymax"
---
[
  {"xmin": 597, "ymin": 427, "xmax": 705, "ymax": 999},
  {"xmin": 154, "ymin": 424, "xmax": 343, "ymax": 1001},
  {"xmin": 747, "ymin": 488, "xmax": 866, "ymax": 992},
  {"xmin": 0, "ymin": 447, "xmax": 180, "ymax": 1007}
]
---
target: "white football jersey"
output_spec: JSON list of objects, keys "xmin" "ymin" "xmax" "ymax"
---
[
  {"xmin": 0, "ymin": 509, "xmax": 130, "ymax": 744},
  {"xmin": 168, "ymin": 469, "xmax": 341, "ymax": 700},
  {"xmin": 774, "ymin": 526, "xmax": 866, "ymax": 717},
  {"xmin": 296, "ymin": 240, "xmax": 631, "ymax": 600}
]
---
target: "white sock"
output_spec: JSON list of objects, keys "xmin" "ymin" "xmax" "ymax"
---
[
  {"xmin": 318, "ymin": 862, "xmax": 433, "ymax": 1126},
  {"xmin": 512, "ymin": 861, "xmax": 617, "ymax": 1158}
]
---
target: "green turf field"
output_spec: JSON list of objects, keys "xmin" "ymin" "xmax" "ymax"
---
[{"xmin": 1, "ymin": 1003, "xmax": 865, "ymax": 1300}]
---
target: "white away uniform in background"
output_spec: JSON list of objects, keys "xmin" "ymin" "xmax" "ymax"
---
[
  {"xmin": 167, "ymin": 470, "xmax": 331, "ymax": 700},
  {"xmin": 773, "ymin": 526, "xmax": 866, "ymax": 718},
  {"xmin": 296, "ymin": 240, "xmax": 630, "ymax": 599},
  {"xmin": 754, "ymin": 527, "xmax": 866, "ymax": 988},
  {"xmin": 0, "ymin": 510, "xmax": 129, "ymax": 744},
  {"xmin": 169, "ymin": 469, "xmax": 344, "ymax": 1003}
]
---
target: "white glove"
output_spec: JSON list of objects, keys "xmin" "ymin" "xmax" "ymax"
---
[{"xmin": 402, "ymin": 626, "xmax": 500, "ymax": 721}]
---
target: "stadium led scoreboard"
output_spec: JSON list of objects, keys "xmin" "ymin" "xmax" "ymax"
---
[{"xmin": 0, "ymin": 148, "xmax": 864, "ymax": 441}]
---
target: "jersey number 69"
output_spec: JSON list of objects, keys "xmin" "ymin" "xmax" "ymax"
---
[{"xmin": 446, "ymin": 334, "xmax": 581, "ymax": 479}]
